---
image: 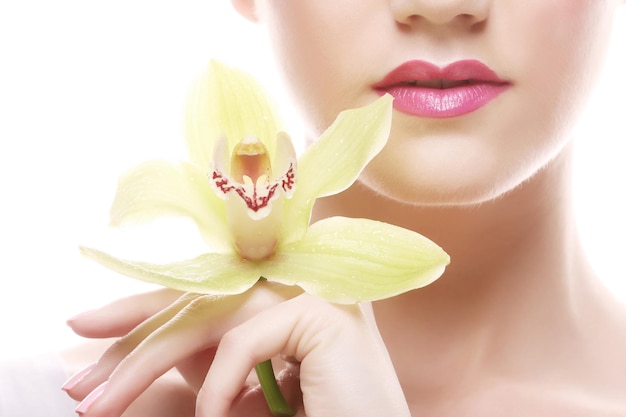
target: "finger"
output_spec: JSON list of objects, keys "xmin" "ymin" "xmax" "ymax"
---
[
  {"xmin": 115, "ymin": 371, "xmax": 197, "ymax": 417},
  {"xmin": 75, "ymin": 283, "xmax": 299, "ymax": 417},
  {"xmin": 72, "ymin": 293, "xmax": 241, "ymax": 416},
  {"xmin": 175, "ymin": 347, "xmax": 217, "ymax": 391},
  {"xmin": 196, "ymin": 294, "xmax": 339, "ymax": 417},
  {"xmin": 196, "ymin": 295, "xmax": 402, "ymax": 417},
  {"xmin": 67, "ymin": 289, "xmax": 184, "ymax": 337},
  {"xmin": 66, "ymin": 292, "xmax": 202, "ymax": 401}
]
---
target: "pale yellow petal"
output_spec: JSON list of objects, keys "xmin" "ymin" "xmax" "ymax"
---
[
  {"xmin": 185, "ymin": 60, "xmax": 283, "ymax": 170},
  {"xmin": 80, "ymin": 247, "xmax": 262, "ymax": 295},
  {"xmin": 266, "ymin": 216, "xmax": 449, "ymax": 304},
  {"xmin": 281, "ymin": 95, "xmax": 393, "ymax": 242},
  {"xmin": 110, "ymin": 160, "xmax": 230, "ymax": 251}
]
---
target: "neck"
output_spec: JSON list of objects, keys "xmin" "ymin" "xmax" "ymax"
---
[{"xmin": 313, "ymin": 144, "xmax": 606, "ymax": 394}]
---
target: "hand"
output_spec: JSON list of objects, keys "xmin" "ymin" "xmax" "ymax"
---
[
  {"xmin": 65, "ymin": 283, "xmax": 411, "ymax": 417},
  {"xmin": 66, "ymin": 286, "xmax": 296, "ymax": 398}
]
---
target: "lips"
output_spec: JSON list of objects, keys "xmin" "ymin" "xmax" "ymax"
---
[{"xmin": 373, "ymin": 60, "xmax": 510, "ymax": 118}]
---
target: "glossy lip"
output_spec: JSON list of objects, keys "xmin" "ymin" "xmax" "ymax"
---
[{"xmin": 373, "ymin": 60, "xmax": 511, "ymax": 118}]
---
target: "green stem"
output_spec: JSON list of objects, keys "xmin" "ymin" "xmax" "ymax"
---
[{"xmin": 255, "ymin": 359, "xmax": 295, "ymax": 417}]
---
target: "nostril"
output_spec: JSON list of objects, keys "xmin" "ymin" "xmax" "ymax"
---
[
  {"xmin": 390, "ymin": 0, "xmax": 490, "ymax": 27},
  {"xmin": 393, "ymin": 12, "xmax": 421, "ymax": 28}
]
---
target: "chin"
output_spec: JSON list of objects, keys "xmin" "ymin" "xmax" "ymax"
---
[
  {"xmin": 357, "ymin": 147, "xmax": 531, "ymax": 207},
  {"xmin": 358, "ymin": 173, "xmax": 507, "ymax": 207}
]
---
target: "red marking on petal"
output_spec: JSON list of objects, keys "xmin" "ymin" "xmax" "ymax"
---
[
  {"xmin": 210, "ymin": 164, "xmax": 296, "ymax": 215},
  {"xmin": 234, "ymin": 182, "xmax": 280, "ymax": 213},
  {"xmin": 211, "ymin": 171, "xmax": 235, "ymax": 194},
  {"xmin": 280, "ymin": 163, "xmax": 296, "ymax": 194}
]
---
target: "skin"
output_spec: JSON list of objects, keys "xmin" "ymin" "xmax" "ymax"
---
[{"xmin": 63, "ymin": 0, "xmax": 626, "ymax": 416}]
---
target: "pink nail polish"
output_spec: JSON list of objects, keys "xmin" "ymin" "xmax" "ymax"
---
[
  {"xmin": 75, "ymin": 381, "xmax": 107, "ymax": 415},
  {"xmin": 66, "ymin": 310, "xmax": 96, "ymax": 326},
  {"xmin": 62, "ymin": 363, "xmax": 97, "ymax": 391}
]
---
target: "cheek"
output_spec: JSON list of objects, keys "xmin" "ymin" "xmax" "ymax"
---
[
  {"xmin": 498, "ymin": 0, "xmax": 616, "ymax": 168},
  {"xmin": 263, "ymin": 1, "xmax": 389, "ymax": 133},
  {"xmin": 504, "ymin": 0, "xmax": 614, "ymax": 119}
]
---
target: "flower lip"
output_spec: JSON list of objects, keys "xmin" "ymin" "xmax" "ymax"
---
[{"xmin": 373, "ymin": 59, "xmax": 509, "ymax": 90}]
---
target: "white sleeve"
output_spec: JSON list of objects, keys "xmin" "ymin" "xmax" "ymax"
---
[{"xmin": 0, "ymin": 353, "xmax": 77, "ymax": 417}]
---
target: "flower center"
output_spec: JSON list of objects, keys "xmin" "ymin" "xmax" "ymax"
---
[
  {"xmin": 209, "ymin": 136, "xmax": 296, "ymax": 220},
  {"xmin": 230, "ymin": 137, "xmax": 271, "ymax": 183}
]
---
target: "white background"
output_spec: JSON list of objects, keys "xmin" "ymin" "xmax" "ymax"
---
[{"xmin": 0, "ymin": 2, "xmax": 625, "ymax": 359}]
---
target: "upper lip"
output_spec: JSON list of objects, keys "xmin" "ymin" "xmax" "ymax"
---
[{"xmin": 373, "ymin": 59, "xmax": 508, "ymax": 89}]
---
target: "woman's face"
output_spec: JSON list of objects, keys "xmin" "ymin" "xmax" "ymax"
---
[{"xmin": 238, "ymin": 0, "xmax": 621, "ymax": 205}]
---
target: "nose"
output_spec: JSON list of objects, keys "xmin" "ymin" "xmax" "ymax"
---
[{"xmin": 391, "ymin": 0, "xmax": 490, "ymax": 27}]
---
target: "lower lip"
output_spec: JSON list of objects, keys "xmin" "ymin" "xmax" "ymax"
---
[{"xmin": 376, "ymin": 83, "xmax": 509, "ymax": 118}]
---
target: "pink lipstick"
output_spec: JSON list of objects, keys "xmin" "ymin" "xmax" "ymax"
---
[{"xmin": 373, "ymin": 60, "xmax": 510, "ymax": 118}]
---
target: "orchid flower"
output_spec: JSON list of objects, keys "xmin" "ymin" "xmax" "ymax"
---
[
  {"xmin": 81, "ymin": 61, "xmax": 449, "ymax": 303},
  {"xmin": 80, "ymin": 61, "xmax": 449, "ymax": 416}
]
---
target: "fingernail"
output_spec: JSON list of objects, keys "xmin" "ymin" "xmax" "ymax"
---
[
  {"xmin": 75, "ymin": 381, "xmax": 107, "ymax": 416},
  {"xmin": 62, "ymin": 363, "xmax": 97, "ymax": 391},
  {"xmin": 66, "ymin": 310, "xmax": 95, "ymax": 325}
]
